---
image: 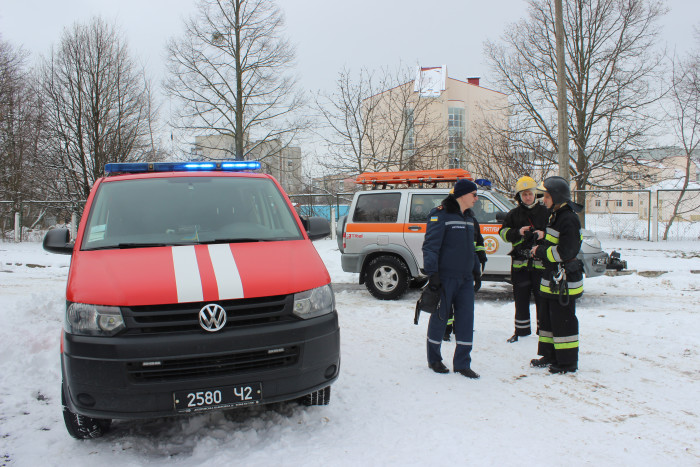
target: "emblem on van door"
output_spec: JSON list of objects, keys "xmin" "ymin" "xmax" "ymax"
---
[{"xmin": 199, "ymin": 304, "xmax": 227, "ymax": 332}]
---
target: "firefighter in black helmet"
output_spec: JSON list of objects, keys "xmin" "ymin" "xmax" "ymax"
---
[
  {"xmin": 498, "ymin": 176, "xmax": 549, "ymax": 343},
  {"xmin": 529, "ymin": 176, "xmax": 583, "ymax": 374}
]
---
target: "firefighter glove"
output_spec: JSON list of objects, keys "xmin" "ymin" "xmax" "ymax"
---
[
  {"xmin": 477, "ymin": 251, "xmax": 487, "ymax": 272},
  {"xmin": 474, "ymin": 273, "xmax": 482, "ymax": 293},
  {"xmin": 428, "ymin": 274, "xmax": 441, "ymax": 291}
]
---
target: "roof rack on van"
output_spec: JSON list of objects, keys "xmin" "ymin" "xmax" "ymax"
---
[{"xmin": 355, "ymin": 169, "xmax": 473, "ymax": 189}]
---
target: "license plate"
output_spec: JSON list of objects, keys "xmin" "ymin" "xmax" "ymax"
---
[
  {"xmin": 594, "ymin": 257, "xmax": 608, "ymax": 265},
  {"xmin": 174, "ymin": 383, "xmax": 262, "ymax": 413}
]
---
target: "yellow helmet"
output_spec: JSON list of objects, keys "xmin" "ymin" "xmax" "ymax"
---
[{"xmin": 515, "ymin": 176, "xmax": 537, "ymax": 194}]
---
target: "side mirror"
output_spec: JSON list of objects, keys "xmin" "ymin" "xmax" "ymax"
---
[
  {"xmin": 43, "ymin": 228, "xmax": 74, "ymax": 255},
  {"xmin": 303, "ymin": 216, "xmax": 331, "ymax": 241}
]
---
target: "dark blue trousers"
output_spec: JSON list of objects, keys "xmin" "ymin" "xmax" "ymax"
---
[{"xmin": 427, "ymin": 276, "xmax": 475, "ymax": 370}]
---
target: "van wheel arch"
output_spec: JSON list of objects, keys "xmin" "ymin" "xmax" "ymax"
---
[{"xmin": 364, "ymin": 255, "xmax": 410, "ymax": 300}]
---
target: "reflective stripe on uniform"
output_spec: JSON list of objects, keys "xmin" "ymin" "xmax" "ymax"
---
[
  {"xmin": 427, "ymin": 338, "xmax": 442, "ymax": 345},
  {"xmin": 456, "ymin": 341, "xmax": 473, "ymax": 346},
  {"xmin": 512, "ymin": 259, "xmax": 528, "ymax": 268},
  {"xmin": 515, "ymin": 319, "xmax": 530, "ymax": 329},
  {"xmin": 445, "ymin": 221, "xmax": 467, "ymax": 226},
  {"xmin": 499, "ymin": 227, "xmax": 510, "ymax": 242},
  {"xmin": 547, "ymin": 246, "xmax": 562, "ymax": 262},
  {"xmin": 539, "ymin": 330, "xmax": 553, "ymax": 343},
  {"xmin": 554, "ymin": 334, "xmax": 579, "ymax": 349}
]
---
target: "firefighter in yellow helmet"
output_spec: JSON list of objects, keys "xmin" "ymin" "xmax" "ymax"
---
[{"xmin": 498, "ymin": 176, "xmax": 549, "ymax": 343}]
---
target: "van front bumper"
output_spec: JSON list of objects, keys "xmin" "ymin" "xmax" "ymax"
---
[{"xmin": 61, "ymin": 312, "xmax": 340, "ymax": 420}]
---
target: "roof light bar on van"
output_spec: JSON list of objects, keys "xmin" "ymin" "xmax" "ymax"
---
[
  {"xmin": 356, "ymin": 169, "xmax": 473, "ymax": 185},
  {"xmin": 475, "ymin": 179, "xmax": 492, "ymax": 188},
  {"xmin": 104, "ymin": 161, "xmax": 261, "ymax": 174}
]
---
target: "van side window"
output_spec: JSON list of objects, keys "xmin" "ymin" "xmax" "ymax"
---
[
  {"xmin": 409, "ymin": 194, "xmax": 444, "ymax": 222},
  {"xmin": 353, "ymin": 193, "xmax": 401, "ymax": 223},
  {"xmin": 472, "ymin": 198, "xmax": 504, "ymax": 224}
]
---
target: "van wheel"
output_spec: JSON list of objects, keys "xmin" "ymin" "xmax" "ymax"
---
[
  {"xmin": 62, "ymin": 384, "xmax": 111, "ymax": 439},
  {"xmin": 300, "ymin": 386, "xmax": 331, "ymax": 406},
  {"xmin": 365, "ymin": 256, "xmax": 410, "ymax": 300}
]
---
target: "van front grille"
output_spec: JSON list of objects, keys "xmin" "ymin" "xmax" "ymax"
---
[
  {"xmin": 120, "ymin": 295, "xmax": 295, "ymax": 334},
  {"xmin": 126, "ymin": 346, "xmax": 300, "ymax": 382}
]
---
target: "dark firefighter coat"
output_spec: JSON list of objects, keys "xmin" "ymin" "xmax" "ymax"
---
[
  {"xmin": 498, "ymin": 203, "xmax": 549, "ymax": 270},
  {"xmin": 533, "ymin": 204, "xmax": 583, "ymax": 298},
  {"xmin": 422, "ymin": 196, "xmax": 480, "ymax": 279}
]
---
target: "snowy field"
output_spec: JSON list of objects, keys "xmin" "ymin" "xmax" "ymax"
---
[{"xmin": 0, "ymin": 238, "xmax": 698, "ymax": 466}]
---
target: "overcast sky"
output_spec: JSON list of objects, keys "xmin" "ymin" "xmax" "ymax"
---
[{"xmin": 2, "ymin": 0, "xmax": 698, "ymax": 94}]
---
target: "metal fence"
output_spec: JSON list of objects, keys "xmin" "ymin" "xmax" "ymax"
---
[{"xmin": 2, "ymin": 188, "xmax": 698, "ymax": 242}]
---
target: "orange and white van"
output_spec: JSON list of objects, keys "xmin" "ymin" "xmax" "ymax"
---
[{"xmin": 43, "ymin": 161, "xmax": 340, "ymax": 439}]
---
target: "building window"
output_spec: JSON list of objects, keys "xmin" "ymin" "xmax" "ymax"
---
[
  {"xmin": 615, "ymin": 200, "xmax": 622, "ymax": 207},
  {"xmin": 595, "ymin": 200, "xmax": 601, "ymax": 207},
  {"xmin": 627, "ymin": 200, "xmax": 634, "ymax": 207},
  {"xmin": 403, "ymin": 108, "xmax": 415, "ymax": 158},
  {"xmin": 448, "ymin": 107, "xmax": 465, "ymax": 168}
]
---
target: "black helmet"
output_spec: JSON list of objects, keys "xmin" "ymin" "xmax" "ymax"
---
[{"xmin": 542, "ymin": 176, "xmax": 571, "ymax": 205}]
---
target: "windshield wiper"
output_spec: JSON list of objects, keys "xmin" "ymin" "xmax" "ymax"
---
[{"xmin": 199, "ymin": 238, "xmax": 263, "ymax": 244}]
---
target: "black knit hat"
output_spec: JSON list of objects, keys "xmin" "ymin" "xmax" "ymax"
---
[{"xmin": 452, "ymin": 179, "xmax": 478, "ymax": 198}]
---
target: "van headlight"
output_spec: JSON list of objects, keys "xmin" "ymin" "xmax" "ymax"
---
[
  {"xmin": 65, "ymin": 302, "xmax": 126, "ymax": 336},
  {"xmin": 293, "ymin": 285, "xmax": 335, "ymax": 319}
]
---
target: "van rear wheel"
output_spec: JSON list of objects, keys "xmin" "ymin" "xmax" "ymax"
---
[
  {"xmin": 62, "ymin": 384, "xmax": 111, "ymax": 439},
  {"xmin": 365, "ymin": 256, "xmax": 410, "ymax": 300}
]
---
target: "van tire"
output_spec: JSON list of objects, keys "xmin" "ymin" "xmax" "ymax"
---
[
  {"xmin": 62, "ymin": 384, "xmax": 111, "ymax": 439},
  {"xmin": 300, "ymin": 386, "xmax": 331, "ymax": 406},
  {"xmin": 365, "ymin": 256, "xmax": 410, "ymax": 300}
]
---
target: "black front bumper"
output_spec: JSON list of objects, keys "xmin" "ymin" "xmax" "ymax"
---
[{"xmin": 62, "ymin": 312, "xmax": 340, "ymax": 420}]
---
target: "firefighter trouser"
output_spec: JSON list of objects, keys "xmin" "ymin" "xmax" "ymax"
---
[
  {"xmin": 427, "ymin": 276, "xmax": 475, "ymax": 370},
  {"xmin": 512, "ymin": 267, "xmax": 543, "ymax": 336},
  {"xmin": 537, "ymin": 295, "xmax": 579, "ymax": 365}
]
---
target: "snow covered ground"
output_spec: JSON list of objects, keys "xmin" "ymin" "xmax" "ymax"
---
[{"xmin": 0, "ymin": 238, "xmax": 698, "ymax": 466}]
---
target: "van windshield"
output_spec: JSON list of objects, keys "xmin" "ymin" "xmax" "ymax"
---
[{"xmin": 82, "ymin": 176, "xmax": 303, "ymax": 250}]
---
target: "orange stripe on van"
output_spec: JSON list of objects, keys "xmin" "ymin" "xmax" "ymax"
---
[
  {"xmin": 345, "ymin": 223, "xmax": 501, "ymax": 235},
  {"xmin": 345, "ymin": 223, "xmax": 407, "ymax": 233}
]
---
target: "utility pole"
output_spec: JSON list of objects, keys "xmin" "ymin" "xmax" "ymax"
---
[{"xmin": 555, "ymin": 0, "xmax": 570, "ymax": 181}]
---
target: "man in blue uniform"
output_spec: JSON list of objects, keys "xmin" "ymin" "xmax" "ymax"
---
[{"xmin": 422, "ymin": 179, "xmax": 482, "ymax": 379}]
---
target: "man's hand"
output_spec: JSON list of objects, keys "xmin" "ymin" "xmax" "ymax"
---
[{"xmin": 474, "ymin": 273, "xmax": 482, "ymax": 293}]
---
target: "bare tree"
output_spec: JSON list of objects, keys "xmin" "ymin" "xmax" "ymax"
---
[
  {"xmin": 662, "ymin": 39, "xmax": 700, "ymax": 239},
  {"xmin": 0, "ymin": 37, "xmax": 48, "ymax": 233},
  {"xmin": 485, "ymin": 0, "xmax": 667, "ymax": 221},
  {"xmin": 39, "ymin": 17, "xmax": 158, "ymax": 203},
  {"xmin": 314, "ymin": 65, "xmax": 447, "ymax": 176},
  {"xmin": 464, "ymin": 114, "xmax": 557, "ymax": 194},
  {"xmin": 165, "ymin": 0, "xmax": 308, "ymax": 162}
]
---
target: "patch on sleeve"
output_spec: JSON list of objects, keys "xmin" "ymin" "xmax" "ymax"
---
[{"xmin": 430, "ymin": 216, "xmax": 439, "ymax": 222}]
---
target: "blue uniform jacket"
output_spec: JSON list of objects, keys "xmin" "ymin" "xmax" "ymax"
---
[{"xmin": 422, "ymin": 196, "xmax": 480, "ymax": 279}]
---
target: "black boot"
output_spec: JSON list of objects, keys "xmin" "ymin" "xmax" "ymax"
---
[
  {"xmin": 507, "ymin": 334, "xmax": 519, "ymax": 343},
  {"xmin": 549, "ymin": 363, "xmax": 577, "ymax": 374},
  {"xmin": 455, "ymin": 368, "xmax": 480, "ymax": 379},
  {"xmin": 428, "ymin": 361, "xmax": 450, "ymax": 374},
  {"xmin": 530, "ymin": 356, "xmax": 555, "ymax": 368}
]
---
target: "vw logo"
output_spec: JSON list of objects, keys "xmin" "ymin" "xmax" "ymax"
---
[{"xmin": 199, "ymin": 304, "xmax": 227, "ymax": 332}]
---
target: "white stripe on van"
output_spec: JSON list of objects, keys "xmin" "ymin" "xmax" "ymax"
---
[
  {"xmin": 208, "ymin": 244, "xmax": 244, "ymax": 299},
  {"xmin": 172, "ymin": 246, "xmax": 203, "ymax": 303}
]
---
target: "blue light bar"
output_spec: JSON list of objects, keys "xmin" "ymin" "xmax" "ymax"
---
[
  {"xmin": 475, "ymin": 178, "xmax": 492, "ymax": 188},
  {"xmin": 105, "ymin": 161, "xmax": 261, "ymax": 174}
]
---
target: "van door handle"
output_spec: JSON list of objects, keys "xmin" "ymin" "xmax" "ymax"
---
[{"xmin": 408, "ymin": 226, "xmax": 421, "ymax": 231}]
